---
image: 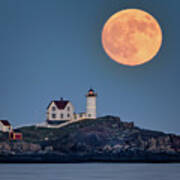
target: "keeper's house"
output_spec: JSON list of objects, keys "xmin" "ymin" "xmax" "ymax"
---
[
  {"xmin": 0, "ymin": 120, "xmax": 12, "ymax": 132},
  {"xmin": 46, "ymin": 98, "xmax": 74, "ymax": 125}
]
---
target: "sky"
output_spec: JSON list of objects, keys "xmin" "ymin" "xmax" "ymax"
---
[{"xmin": 0, "ymin": 0, "xmax": 179, "ymax": 134}]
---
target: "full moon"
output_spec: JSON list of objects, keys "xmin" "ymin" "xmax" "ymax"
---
[{"xmin": 102, "ymin": 9, "xmax": 162, "ymax": 66}]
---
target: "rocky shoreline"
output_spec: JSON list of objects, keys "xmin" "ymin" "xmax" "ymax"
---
[
  {"xmin": 1, "ymin": 152, "xmax": 180, "ymax": 163},
  {"xmin": 0, "ymin": 116, "xmax": 180, "ymax": 163}
]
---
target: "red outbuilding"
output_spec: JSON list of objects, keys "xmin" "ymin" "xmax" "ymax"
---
[{"xmin": 9, "ymin": 131, "xmax": 23, "ymax": 141}]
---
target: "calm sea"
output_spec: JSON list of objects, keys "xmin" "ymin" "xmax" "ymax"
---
[{"xmin": 0, "ymin": 163, "xmax": 179, "ymax": 180}]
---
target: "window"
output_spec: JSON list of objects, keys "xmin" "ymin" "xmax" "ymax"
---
[
  {"xmin": 67, "ymin": 113, "xmax": 70, "ymax": 118},
  {"xmin": 52, "ymin": 106, "xmax": 56, "ymax": 111},
  {"xmin": 67, "ymin": 107, "xmax": 70, "ymax": 111},
  {"xmin": 88, "ymin": 114, "xmax": 91, "ymax": 117},
  {"xmin": 52, "ymin": 114, "xmax": 56, "ymax": 118},
  {"xmin": 60, "ymin": 113, "xmax": 64, "ymax": 119}
]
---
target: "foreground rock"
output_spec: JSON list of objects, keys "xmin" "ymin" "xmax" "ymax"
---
[{"xmin": 0, "ymin": 116, "xmax": 180, "ymax": 163}]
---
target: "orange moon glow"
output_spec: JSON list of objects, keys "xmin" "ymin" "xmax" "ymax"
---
[{"xmin": 102, "ymin": 9, "xmax": 162, "ymax": 66}]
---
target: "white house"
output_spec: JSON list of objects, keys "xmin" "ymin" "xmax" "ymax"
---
[
  {"xmin": 46, "ymin": 89, "xmax": 97, "ymax": 126},
  {"xmin": 0, "ymin": 120, "xmax": 12, "ymax": 132},
  {"xmin": 47, "ymin": 98, "xmax": 75, "ymax": 125}
]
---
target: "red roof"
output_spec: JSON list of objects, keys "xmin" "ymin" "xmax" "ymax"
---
[
  {"xmin": 54, "ymin": 100, "xmax": 69, "ymax": 110},
  {"xmin": 47, "ymin": 98, "xmax": 69, "ymax": 110},
  {"xmin": 0, "ymin": 120, "xmax": 11, "ymax": 126}
]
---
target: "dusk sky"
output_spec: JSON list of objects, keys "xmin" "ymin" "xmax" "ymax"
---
[{"xmin": 0, "ymin": 0, "xmax": 179, "ymax": 134}]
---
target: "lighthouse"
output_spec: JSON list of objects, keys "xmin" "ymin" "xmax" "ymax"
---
[{"xmin": 86, "ymin": 89, "xmax": 97, "ymax": 119}]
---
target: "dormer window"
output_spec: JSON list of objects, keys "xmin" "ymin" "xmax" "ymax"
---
[{"xmin": 52, "ymin": 106, "xmax": 56, "ymax": 111}]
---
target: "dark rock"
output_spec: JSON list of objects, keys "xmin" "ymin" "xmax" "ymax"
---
[{"xmin": 0, "ymin": 116, "xmax": 180, "ymax": 162}]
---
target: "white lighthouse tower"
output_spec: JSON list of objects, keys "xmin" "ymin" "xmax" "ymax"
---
[{"xmin": 86, "ymin": 89, "xmax": 97, "ymax": 119}]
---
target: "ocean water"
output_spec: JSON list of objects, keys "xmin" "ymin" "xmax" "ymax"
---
[{"xmin": 0, "ymin": 163, "xmax": 179, "ymax": 180}]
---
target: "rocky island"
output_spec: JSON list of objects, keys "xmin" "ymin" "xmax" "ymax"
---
[{"xmin": 0, "ymin": 116, "xmax": 180, "ymax": 163}]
